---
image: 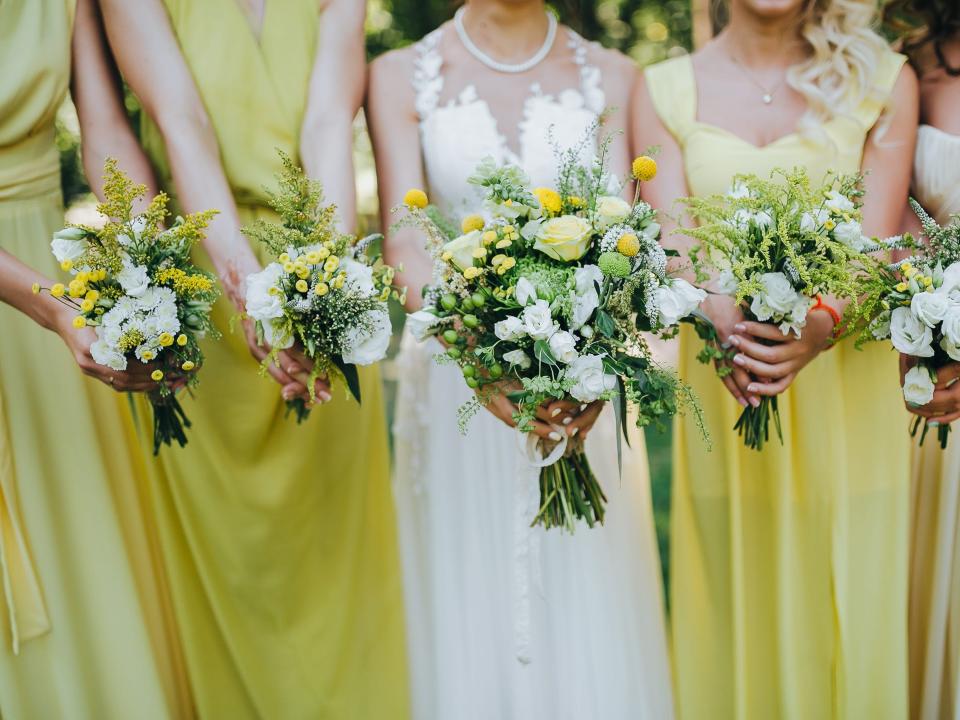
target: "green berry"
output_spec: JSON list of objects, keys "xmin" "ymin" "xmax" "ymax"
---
[
  {"xmin": 442, "ymin": 329, "xmax": 459, "ymax": 345},
  {"xmin": 441, "ymin": 294, "xmax": 458, "ymax": 311},
  {"xmin": 489, "ymin": 363, "xmax": 503, "ymax": 379},
  {"xmin": 462, "ymin": 365, "xmax": 476, "ymax": 378},
  {"xmin": 446, "ymin": 347, "xmax": 461, "ymax": 360},
  {"xmin": 465, "ymin": 376, "xmax": 480, "ymax": 389},
  {"xmin": 462, "ymin": 314, "xmax": 479, "ymax": 329},
  {"xmin": 471, "ymin": 292, "xmax": 486, "ymax": 308},
  {"xmin": 461, "ymin": 297, "xmax": 475, "ymax": 312}
]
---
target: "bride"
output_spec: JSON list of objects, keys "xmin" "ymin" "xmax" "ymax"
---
[{"xmin": 368, "ymin": 2, "xmax": 674, "ymax": 718}]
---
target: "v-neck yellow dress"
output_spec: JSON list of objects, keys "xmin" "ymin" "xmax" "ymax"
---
[
  {"xmin": 647, "ymin": 52, "xmax": 911, "ymax": 720},
  {"xmin": 135, "ymin": 1, "xmax": 408, "ymax": 717},
  {"xmin": 0, "ymin": 1, "xmax": 191, "ymax": 717}
]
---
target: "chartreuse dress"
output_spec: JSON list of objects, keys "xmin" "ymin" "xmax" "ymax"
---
[
  {"xmin": 135, "ymin": 1, "xmax": 408, "ymax": 717},
  {"xmin": 0, "ymin": 0, "xmax": 191, "ymax": 717},
  {"xmin": 646, "ymin": 52, "xmax": 911, "ymax": 719}
]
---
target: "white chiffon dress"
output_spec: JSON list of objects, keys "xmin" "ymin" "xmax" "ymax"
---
[
  {"xmin": 910, "ymin": 124, "xmax": 960, "ymax": 720},
  {"xmin": 391, "ymin": 26, "xmax": 675, "ymax": 720}
]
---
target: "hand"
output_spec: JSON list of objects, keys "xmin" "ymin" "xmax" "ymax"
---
[
  {"xmin": 899, "ymin": 355, "xmax": 960, "ymax": 424},
  {"xmin": 240, "ymin": 317, "xmax": 331, "ymax": 404},
  {"xmin": 481, "ymin": 385, "xmax": 601, "ymax": 441},
  {"xmin": 728, "ymin": 311, "xmax": 835, "ymax": 397},
  {"xmin": 701, "ymin": 294, "xmax": 757, "ymax": 408},
  {"xmin": 57, "ymin": 319, "xmax": 161, "ymax": 393}
]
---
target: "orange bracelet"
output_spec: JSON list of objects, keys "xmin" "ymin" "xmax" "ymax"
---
[{"xmin": 811, "ymin": 295, "xmax": 842, "ymax": 339}]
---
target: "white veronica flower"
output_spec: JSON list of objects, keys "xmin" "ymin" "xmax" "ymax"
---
[
  {"xmin": 515, "ymin": 277, "xmax": 538, "ymax": 306},
  {"xmin": 548, "ymin": 331, "xmax": 579, "ymax": 364},
  {"xmin": 502, "ymin": 349, "xmax": 531, "ymax": 370},
  {"xmin": 654, "ymin": 280, "xmax": 706, "ymax": 327},
  {"xmin": 911, "ymin": 291, "xmax": 950, "ymax": 328},
  {"xmin": 406, "ymin": 310, "xmax": 441, "ymax": 341},
  {"xmin": 890, "ymin": 306, "xmax": 934, "ymax": 357},
  {"xmin": 494, "ymin": 315, "xmax": 525, "ymax": 341},
  {"xmin": 903, "ymin": 365, "xmax": 935, "ymax": 406},
  {"xmin": 342, "ymin": 309, "xmax": 391, "ymax": 365},
  {"xmin": 117, "ymin": 258, "xmax": 150, "ymax": 297},
  {"xmin": 521, "ymin": 300, "xmax": 558, "ymax": 340},
  {"xmin": 566, "ymin": 354, "xmax": 617, "ymax": 403},
  {"xmin": 245, "ymin": 263, "xmax": 286, "ymax": 321}
]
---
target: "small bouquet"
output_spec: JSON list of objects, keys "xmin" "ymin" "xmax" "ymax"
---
[
  {"xmin": 243, "ymin": 153, "xmax": 403, "ymax": 421},
  {"xmin": 400, "ymin": 141, "xmax": 705, "ymax": 532},
  {"xmin": 681, "ymin": 169, "xmax": 869, "ymax": 450},
  {"xmin": 39, "ymin": 159, "xmax": 219, "ymax": 453},
  {"xmin": 844, "ymin": 200, "xmax": 959, "ymax": 448}
]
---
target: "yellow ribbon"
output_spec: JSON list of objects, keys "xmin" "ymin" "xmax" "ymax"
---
[{"xmin": 0, "ymin": 394, "xmax": 50, "ymax": 654}]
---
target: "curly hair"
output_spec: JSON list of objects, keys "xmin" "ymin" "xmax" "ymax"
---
[{"xmin": 884, "ymin": 0, "xmax": 960, "ymax": 75}]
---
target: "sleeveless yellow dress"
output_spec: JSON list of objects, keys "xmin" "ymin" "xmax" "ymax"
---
[
  {"xmin": 0, "ymin": 1, "xmax": 191, "ymax": 717},
  {"xmin": 135, "ymin": 2, "xmax": 408, "ymax": 716},
  {"xmin": 647, "ymin": 52, "xmax": 911, "ymax": 720}
]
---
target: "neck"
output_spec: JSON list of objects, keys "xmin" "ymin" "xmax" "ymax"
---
[
  {"xmin": 719, "ymin": 4, "xmax": 807, "ymax": 68},
  {"xmin": 461, "ymin": 1, "xmax": 550, "ymax": 62}
]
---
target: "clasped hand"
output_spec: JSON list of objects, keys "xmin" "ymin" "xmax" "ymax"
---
[{"xmin": 899, "ymin": 356, "xmax": 960, "ymax": 425}]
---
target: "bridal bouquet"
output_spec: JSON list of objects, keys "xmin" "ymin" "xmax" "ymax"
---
[
  {"xmin": 400, "ymin": 146, "xmax": 705, "ymax": 531},
  {"xmin": 243, "ymin": 153, "xmax": 403, "ymax": 422},
  {"xmin": 39, "ymin": 159, "xmax": 219, "ymax": 453},
  {"xmin": 681, "ymin": 168, "xmax": 868, "ymax": 450},
  {"xmin": 844, "ymin": 200, "xmax": 959, "ymax": 448}
]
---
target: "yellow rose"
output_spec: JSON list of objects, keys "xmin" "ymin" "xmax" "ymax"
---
[
  {"xmin": 534, "ymin": 215, "xmax": 593, "ymax": 262},
  {"xmin": 441, "ymin": 230, "xmax": 483, "ymax": 271}
]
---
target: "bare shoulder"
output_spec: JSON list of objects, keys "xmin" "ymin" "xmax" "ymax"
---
[{"xmin": 369, "ymin": 45, "xmax": 417, "ymax": 85}]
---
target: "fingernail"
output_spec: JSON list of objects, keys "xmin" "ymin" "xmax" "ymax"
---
[
  {"xmin": 729, "ymin": 335, "xmax": 741, "ymax": 346},
  {"xmin": 549, "ymin": 431, "xmax": 562, "ymax": 441},
  {"xmin": 580, "ymin": 404, "xmax": 588, "ymax": 412},
  {"xmin": 570, "ymin": 427, "xmax": 580, "ymax": 437},
  {"xmin": 286, "ymin": 365, "xmax": 298, "ymax": 374},
  {"xmin": 747, "ymin": 384, "xmax": 758, "ymax": 393},
  {"xmin": 562, "ymin": 417, "xmax": 573, "ymax": 425},
  {"xmin": 733, "ymin": 355, "xmax": 746, "ymax": 366},
  {"xmin": 738, "ymin": 397, "xmax": 748, "ymax": 407},
  {"xmin": 282, "ymin": 389, "xmax": 293, "ymax": 401},
  {"xmin": 319, "ymin": 392, "xmax": 332, "ymax": 403},
  {"xmin": 551, "ymin": 408, "xmax": 562, "ymax": 417},
  {"xmin": 750, "ymin": 397, "xmax": 760, "ymax": 408},
  {"xmin": 929, "ymin": 421, "xmax": 940, "ymax": 427},
  {"xmin": 734, "ymin": 323, "xmax": 746, "ymax": 332}
]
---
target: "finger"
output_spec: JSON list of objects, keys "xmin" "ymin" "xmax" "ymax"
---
[
  {"xmin": 928, "ymin": 411, "xmax": 960, "ymax": 425},
  {"xmin": 536, "ymin": 403, "xmax": 576, "ymax": 424},
  {"xmin": 545, "ymin": 399, "xmax": 580, "ymax": 418},
  {"xmin": 745, "ymin": 373, "xmax": 796, "ymax": 397},
  {"xmin": 734, "ymin": 321, "xmax": 791, "ymax": 342},
  {"xmin": 530, "ymin": 419, "xmax": 560, "ymax": 441},
  {"xmin": 730, "ymin": 366, "xmax": 762, "ymax": 407},
  {"xmin": 720, "ymin": 373, "xmax": 749, "ymax": 407},
  {"xmin": 732, "ymin": 352, "xmax": 793, "ymax": 381},
  {"xmin": 729, "ymin": 334, "xmax": 802, "ymax": 364},
  {"xmin": 907, "ymin": 387, "xmax": 960, "ymax": 417},
  {"xmin": 281, "ymin": 382, "xmax": 310, "ymax": 402},
  {"xmin": 313, "ymin": 378, "xmax": 332, "ymax": 403},
  {"xmin": 899, "ymin": 354, "xmax": 913, "ymax": 384},
  {"xmin": 935, "ymin": 363, "xmax": 960, "ymax": 389},
  {"xmin": 276, "ymin": 350, "xmax": 313, "ymax": 387},
  {"xmin": 567, "ymin": 401, "xmax": 603, "ymax": 438},
  {"xmin": 484, "ymin": 395, "xmax": 518, "ymax": 429}
]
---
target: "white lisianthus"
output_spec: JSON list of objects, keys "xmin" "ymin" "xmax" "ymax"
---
[
  {"xmin": 833, "ymin": 220, "xmax": 868, "ymax": 251},
  {"xmin": 50, "ymin": 233, "xmax": 87, "ymax": 265},
  {"xmin": 903, "ymin": 365, "xmax": 935, "ymax": 406},
  {"xmin": 90, "ymin": 338, "xmax": 127, "ymax": 371},
  {"xmin": 571, "ymin": 289, "xmax": 599, "ymax": 329},
  {"xmin": 521, "ymin": 300, "xmax": 558, "ymax": 340},
  {"xmin": 515, "ymin": 277, "xmax": 538, "ymax": 306},
  {"xmin": 911, "ymin": 291, "xmax": 951, "ymax": 328},
  {"xmin": 939, "ymin": 262, "xmax": 960, "ymax": 298},
  {"xmin": 717, "ymin": 269, "xmax": 738, "ymax": 295},
  {"xmin": 870, "ymin": 310, "xmax": 892, "ymax": 340},
  {"xmin": 494, "ymin": 315, "xmax": 525, "ymax": 341},
  {"xmin": 778, "ymin": 297, "xmax": 812, "ymax": 337},
  {"xmin": 566, "ymin": 354, "xmax": 617, "ymax": 403},
  {"xmin": 534, "ymin": 215, "xmax": 593, "ymax": 262},
  {"xmin": 503, "ymin": 349, "xmax": 532, "ymax": 370},
  {"xmin": 825, "ymin": 190, "xmax": 855, "ymax": 214},
  {"xmin": 594, "ymin": 195, "xmax": 632, "ymax": 229},
  {"xmin": 574, "ymin": 264, "xmax": 603, "ymax": 294},
  {"xmin": 341, "ymin": 258, "xmax": 376, "ymax": 295},
  {"xmin": 406, "ymin": 310, "xmax": 441, "ymax": 341},
  {"xmin": 728, "ymin": 181, "xmax": 751, "ymax": 199},
  {"xmin": 890, "ymin": 306, "xmax": 935, "ymax": 357},
  {"xmin": 548, "ymin": 330, "xmax": 579, "ymax": 364},
  {"xmin": 117, "ymin": 258, "xmax": 150, "ymax": 297},
  {"xmin": 654, "ymin": 279, "xmax": 707, "ymax": 327},
  {"xmin": 942, "ymin": 337, "xmax": 960, "ymax": 362},
  {"xmin": 942, "ymin": 305, "xmax": 960, "ymax": 346},
  {"xmin": 262, "ymin": 318, "xmax": 293, "ymax": 350},
  {"xmin": 754, "ymin": 210, "xmax": 774, "ymax": 230},
  {"xmin": 640, "ymin": 221, "xmax": 661, "ymax": 240},
  {"xmin": 117, "ymin": 216, "xmax": 148, "ymax": 247},
  {"xmin": 342, "ymin": 309, "xmax": 391, "ymax": 365},
  {"xmin": 245, "ymin": 263, "xmax": 286, "ymax": 321},
  {"xmin": 750, "ymin": 272, "xmax": 799, "ymax": 321},
  {"xmin": 800, "ymin": 208, "xmax": 830, "ymax": 232},
  {"xmin": 442, "ymin": 230, "xmax": 483, "ymax": 271}
]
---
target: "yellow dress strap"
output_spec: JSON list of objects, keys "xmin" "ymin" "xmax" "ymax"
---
[
  {"xmin": 851, "ymin": 51, "xmax": 907, "ymax": 131},
  {"xmin": 644, "ymin": 55, "xmax": 697, "ymax": 145}
]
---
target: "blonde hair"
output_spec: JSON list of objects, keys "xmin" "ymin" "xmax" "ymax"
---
[{"xmin": 785, "ymin": 0, "xmax": 891, "ymax": 139}]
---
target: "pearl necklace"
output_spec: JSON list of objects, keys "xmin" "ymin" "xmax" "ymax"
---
[{"xmin": 454, "ymin": 6, "xmax": 557, "ymax": 75}]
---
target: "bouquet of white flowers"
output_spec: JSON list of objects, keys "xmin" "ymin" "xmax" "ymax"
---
[
  {"xmin": 845, "ymin": 200, "xmax": 960, "ymax": 448},
  {"xmin": 39, "ymin": 159, "xmax": 219, "ymax": 453},
  {"xmin": 681, "ymin": 168, "xmax": 870, "ymax": 450},
  {"xmin": 243, "ymin": 153, "xmax": 403, "ymax": 421},
  {"xmin": 401, "ymin": 142, "xmax": 705, "ymax": 532}
]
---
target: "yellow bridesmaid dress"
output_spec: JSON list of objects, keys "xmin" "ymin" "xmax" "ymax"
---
[
  {"xmin": 646, "ymin": 52, "xmax": 911, "ymax": 720},
  {"xmin": 135, "ymin": 1, "xmax": 409, "ymax": 717},
  {"xmin": 0, "ymin": 1, "xmax": 192, "ymax": 717}
]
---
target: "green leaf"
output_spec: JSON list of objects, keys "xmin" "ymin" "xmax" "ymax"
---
[
  {"xmin": 332, "ymin": 355, "xmax": 362, "ymax": 404},
  {"xmin": 533, "ymin": 339, "xmax": 558, "ymax": 366},
  {"xmin": 596, "ymin": 309, "xmax": 616, "ymax": 338}
]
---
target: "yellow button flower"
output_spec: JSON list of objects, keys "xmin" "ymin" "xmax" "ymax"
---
[
  {"xmin": 533, "ymin": 187, "xmax": 562, "ymax": 214},
  {"xmin": 177, "ymin": 334, "xmax": 188, "ymax": 346},
  {"xmin": 324, "ymin": 256, "xmax": 340, "ymax": 273},
  {"xmin": 404, "ymin": 188, "xmax": 429, "ymax": 209},
  {"xmin": 80, "ymin": 299, "xmax": 95, "ymax": 312},
  {"xmin": 333, "ymin": 275, "xmax": 345, "ymax": 289},
  {"xmin": 181, "ymin": 361, "xmax": 196, "ymax": 372},
  {"xmin": 85, "ymin": 289, "xmax": 100, "ymax": 302},
  {"xmin": 72, "ymin": 316, "xmax": 87, "ymax": 329},
  {"xmin": 151, "ymin": 370, "xmax": 164, "ymax": 382},
  {"xmin": 296, "ymin": 279, "xmax": 309, "ymax": 293},
  {"xmin": 496, "ymin": 257, "xmax": 517, "ymax": 274},
  {"xmin": 616, "ymin": 233, "xmax": 641, "ymax": 257},
  {"xmin": 283, "ymin": 261, "xmax": 296, "ymax": 273},
  {"xmin": 305, "ymin": 251, "xmax": 321, "ymax": 265},
  {"xmin": 315, "ymin": 282, "xmax": 330, "ymax": 296},
  {"xmin": 50, "ymin": 283, "xmax": 65, "ymax": 298},
  {"xmin": 463, "ymin": 267, "xmax": 482, "ymax": 280},
  {"xmin": 60, "ymin": 259, "xmax": 73, "ymax": 271},
  {"xmin": 461, "ymin": 214, "xmax": 485, "ymax": 234},
  {"xmin": 31, "ymin": 283, "xmax": 40, "ymax": 295},
  {"xmin": 279, "ymin": 253, "xmax": 290, "ymax": 263},
  {"xmin": 631, "ymin": 155, "xmax": 658, "ymax": 182}
]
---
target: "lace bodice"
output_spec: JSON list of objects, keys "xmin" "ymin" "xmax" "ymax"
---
[
  {"xmin": 914, "ymin": 124, "xmax": 960, "ymax": 225},
  {"xmin": 412, "ymin": 25, "xmax": 607, "ymax": 221}
]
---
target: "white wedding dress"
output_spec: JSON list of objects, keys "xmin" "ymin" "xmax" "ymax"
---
[{"xmin": 392, "ymin": 26, "xmax": 675, "ymax": 720}]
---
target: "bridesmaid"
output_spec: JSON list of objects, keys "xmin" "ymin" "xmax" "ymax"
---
[
  {"xmin": 885, "ymin": 2, "xmax": 960, "ymax": 718},
  {"xmin": 633, "ymin": 0, "xmax": 918, "ymax": 717},
  {"xmin": 0, "ymin": 0, "xmax": 191, "ymax": 716},
  {"xmin": 97, "ymin": 0, "xmax": 409, "ymax": 716}
]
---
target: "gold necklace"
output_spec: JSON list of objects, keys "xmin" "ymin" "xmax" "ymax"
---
[{"xmin": 729, "ymin": 54, "xmax": 787, "ymax": 105}]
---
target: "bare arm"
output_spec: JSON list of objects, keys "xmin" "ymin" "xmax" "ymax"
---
[
  {"xmin": 300, "ymin": 0, "xmax": 365, "ymax": 232},
  {"xmin": 367, "ymin": 49, "xmax": 432, "ymax": 311}
]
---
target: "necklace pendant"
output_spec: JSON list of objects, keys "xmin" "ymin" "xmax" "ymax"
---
[{"xmin": 762, "ymin": 93, "xmax": 773, "ymax": 105}]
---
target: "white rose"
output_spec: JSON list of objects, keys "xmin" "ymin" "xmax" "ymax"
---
[
  {"xmin": 903, "ymin": 365, "xmax": 935, "ymax": 406},
  {"xmin": 548, "ymin": 331, "xmax": 579, "ymax": 364},
  {"xmin": 942, "ymin": 305, "xmax": 960, "ymax": 346},
  {"xmin": 90, "ymin": 338, "xmax": 127, "ymax": 371},
  {"xmin": 571, "ymin": 288, "xmax": 599, "ymax": 329},
  {"xmin": 442, "ymin": 230, "xmax": 483, "ymax": 271},
  {"xmin": 574, "ymin": 264, "xmax": 603, "ymax": 294},
  {"xmin": 342, "ymin": 309, "xmax": 391, "ymax": 365},
  {"xmin": 245, "ymin": 263, "xmax": 286, "ymax": 321},
  {"xmin": 566, "ymin": 354, "xmax": 617, "ymax": 403},
  {"xmin": 406, "ymin": 310, "xmax": 441, "ymax": 341},
  {"xmin": 751, "ymin": 272, "xmax": 799, "ymax": 320},
  {"xmin": 825, "ymin": 190, "xmax": 855, "ymax": 214},
  {"xmin": 654, "ymin": 279, "xmax": 706, "ymax": 327},
  {"xmin": 502, "ymin": 349, "xmax": 531, "ymax": 370},
  {"xmin": 515, "ymin": 277, "xmax": 538, "ymax": 306},
  {"xmin": 341, "ymin": 258, "xmax": 376, "ymax": 296},
  {"xmin": 521, "ymin": 300, "xmax": 558, "ymax": 340},
  {"xmin": 911, "ymin": 291, "xmax": 950, "ymax": 328},
  {"xmin": 833, "ymin": 220, "xmax": 868, "ymax": 251},
  {"xmin": 494, "ymin": 315, "xmax": 525, "ymax": 341},
  {"xmin": 50, "ymin": 234, "xmax": 86, "ymax": 264},
  {"xmin": 890, "ymin": 306, "xmax": 934, "ymax": 357},
  {"xmin": 800, "ymin": 208, "xmax": 829, "ymax": 233},
  {"xmin": 262, "ymin": 318, "xmax": 294, "ymax": 350},
  {"xmin": 594, "ymin": 195, "xmax": 632, "ymax": 229},
  {"xmin": 117, "ymin": 258, "xmax": 150, "ymax": 298}
]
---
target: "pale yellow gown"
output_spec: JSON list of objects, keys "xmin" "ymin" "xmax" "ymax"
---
[
  {"xmin": 0, "ymin": 1, "xmax": 192, "ymax": 717},
  {"xmin": 908, "ymin": 124, "xmax": 960, "ymax": 720},
  {"xmin": 134, "ymin": 1, "xmax": 409, "ymax": 717},
  {"xmin": 647, "ymin": 52, "xmax": 912, "ymax": 719}
]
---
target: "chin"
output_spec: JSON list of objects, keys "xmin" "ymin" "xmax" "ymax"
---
[{"xmin": 735, "ymin": 0, "xmax": 808, "ymax": 19}]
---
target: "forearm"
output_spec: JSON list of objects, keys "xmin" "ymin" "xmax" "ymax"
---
[
  {"xmin": 301, "ymin": 112, "xmax": 358, "ymax": 233},
  {"xmin": 0, "ymin": 251, "xmax": 66, "ymax": 333},
  {"xmin": 385, "ymin": 229, "xmax": 433, "ymax": 312}
]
